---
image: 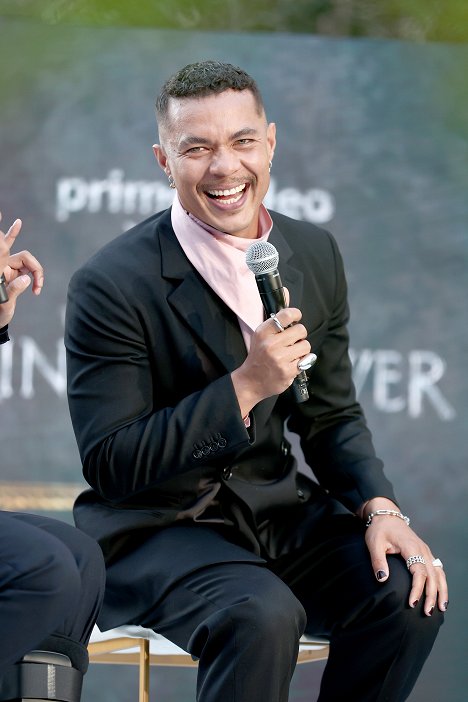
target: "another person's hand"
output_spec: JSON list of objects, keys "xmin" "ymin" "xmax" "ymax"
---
[
  {"xmin": 0, "ymin": 213, "xmax": 44, "ymax": 328},
  {"xmin": 364, "ymin": 498, "xmax": 449, "ymax": 616},
  {"xmin": 231, "ymin": 307, "xmax": 311, "ymax": 418}
]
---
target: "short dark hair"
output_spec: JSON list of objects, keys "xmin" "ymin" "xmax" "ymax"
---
[{"xmin": 156, "ymin": 60, "xmax": 265, "ymax": 125}]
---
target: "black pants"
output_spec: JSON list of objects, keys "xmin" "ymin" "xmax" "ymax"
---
[
  {"xmin": 134, "ymin": 514, "xmax": 442, "ymax": 702},
  {"xmin": 0, "ymin": 511, "xmax": 105, "ymax": 673}
]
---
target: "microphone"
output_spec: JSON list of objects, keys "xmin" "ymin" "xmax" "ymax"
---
[
  {"xmin": 245, "ymin": 240, "xmax": 310, "ymax": 403},
  {"xmin": 0, "ymin": 273, "xmax": 8, "ymax": 304}
]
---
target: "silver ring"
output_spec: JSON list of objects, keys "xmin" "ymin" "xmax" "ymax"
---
[
  {"xmin": 270, "ymin": 313, "xmax": 285, "ymax": 332},
  {"xmin": 406, "ymin": 555, "xmax": 426, "ymax": 570},
  {"xmin": 297, "ymin": 353, "xmax": 317, "ymax": 371},
  {"xmin": 432, "ymin": 558, "xmax": 443, "ymax": 568}
]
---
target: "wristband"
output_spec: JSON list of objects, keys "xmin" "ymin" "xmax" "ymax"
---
[{"xmin": 365, "ymin": 509, "xmax": 410, "ymax": 528}]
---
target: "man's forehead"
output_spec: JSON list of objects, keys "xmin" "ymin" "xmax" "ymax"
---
[
  {"xmin": 165, "ymin": 89, "xmax": 263, "ymax": 121},
  {"xmin": 160, "ymin": 90, "xmax": 267, "ymax": 146}
]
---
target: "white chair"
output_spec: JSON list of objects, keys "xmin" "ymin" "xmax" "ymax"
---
[{"xmin": 88, "ymin": 625, "xmax": 329, "ymax": 702}]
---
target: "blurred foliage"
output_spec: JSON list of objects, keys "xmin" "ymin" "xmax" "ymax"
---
[{"xmin": 0, "ymin": 0, "xmax": 467, "ymax": 43}]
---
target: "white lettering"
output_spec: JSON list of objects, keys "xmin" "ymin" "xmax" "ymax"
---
[
  {"xmin": 301, "ymin": 189, "xmax": 335, "ymax": 224},
  {"xmin": 0, "ymin": 339, "xmax": 13, "ymax": 400},
  {"xmin": 373, "ymin": 350, "xmax": 406, "ymax": 413},
  {"xmin": 20, "ymin": 337, "xmax": 66, "ymax": 399},
  {"xmin": 350, "ymin": 348, "xmax": 455, "ymax": 420},
  {"xmin": 56, "ymin": 177, "xmax": 88, "ymax": 222},
  {"xmin": 55, "ymin": 172, "xmax": 335, "ymax": 225},
  {"xmin": 349, "ymin": 348, "xmax": 373, "ymax": 396},
  {"xmin": 408, "ymin": 350, "xmax": 456, "ymax": 420}
]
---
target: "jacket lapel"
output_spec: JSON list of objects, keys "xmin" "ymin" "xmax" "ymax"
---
[
  {"xmin": 157, "ymin": 211, "xmax": 304, "ymax": 374},
  {"xmin": 269, "ymin": 220, "xmax": 304, "ymax": 311},
  {"xmin": 159, "ymin": 213, "xmax": 247, "ymax": 373}
]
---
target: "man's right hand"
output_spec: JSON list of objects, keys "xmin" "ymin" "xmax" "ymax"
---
[{"xmin": 231, "ymin": 307, "xmax": 310, "ymax": 419}]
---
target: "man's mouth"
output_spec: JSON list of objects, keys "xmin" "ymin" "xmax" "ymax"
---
[{"xmin": 205, "ymin": 183, "xmax": 247, "ymax": 205}]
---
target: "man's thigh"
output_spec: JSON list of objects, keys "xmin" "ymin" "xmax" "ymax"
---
[
  {"xmin": 268, "ymin": 512, "xmax": 412, "ymax": 637},
  {"xmin": 138, "ymin": 560, "xmax": 306, "ymax": 657}
]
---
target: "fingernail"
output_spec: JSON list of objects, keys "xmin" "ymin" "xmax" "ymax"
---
[
  {"xmin": 427, "ymin": 606, "xmax": 434, "ymax": 616},
  {"xmin": 411, "ymin": 599, "xmax": 419, "ymax": 608},
  {"xmin": 443, "ymin": 601, "xmax": 449, "ymax": 611},
  {"xmin": 376, "ymin": 570, "xmax": 387, "ymax": 581}
]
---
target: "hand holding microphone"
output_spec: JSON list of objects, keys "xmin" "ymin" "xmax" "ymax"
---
[
  {"xmin": 0, "ymin": 273, "xmax": 8, "ymax": 304},
  {"xmin": 245, "ymin": 240, "xmax": 316, "ymax": 404}
]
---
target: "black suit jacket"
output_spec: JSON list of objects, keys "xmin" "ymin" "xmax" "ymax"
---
[{"xmin": 65, "ymin": 208, "xmax": 396, "ymax": 619}]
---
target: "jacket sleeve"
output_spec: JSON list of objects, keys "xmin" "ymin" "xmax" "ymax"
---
[
  {"xmin": 65, "ymin": 264, "xmax": 252, "ymax": 504},
  {"xmin": 286, "ymin": 231, "xmax": 397, "ymax": 513},
  {"xmin": 0, "ymin": 325, "xmax": 9, "ymax": 344}
]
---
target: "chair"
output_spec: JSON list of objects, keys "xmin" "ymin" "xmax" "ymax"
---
[{"xmin": 88, "ymin": 625, "xmax": 329, "ymax": 702}]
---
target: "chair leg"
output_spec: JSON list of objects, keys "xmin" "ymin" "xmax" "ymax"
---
[{"xmin": 138, "ymin": 638, "xmax": 150, "ymax": 702}]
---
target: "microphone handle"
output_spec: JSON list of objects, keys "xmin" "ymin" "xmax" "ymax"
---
[
  {"xmin": 255, "ymin": 270, "xmax": 309, "ymax": 403},
  {"xmin": 0, "ymin": 273, "xmax": 8, "ymax": 304}
]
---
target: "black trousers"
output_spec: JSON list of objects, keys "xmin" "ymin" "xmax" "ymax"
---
[
  {"xmin": 131, "ymin": 514, "xmax": 442, "ymax": 702},
  {"xmin": 0, "ymin": 511, "xmax": 105, "ymax": 673}
]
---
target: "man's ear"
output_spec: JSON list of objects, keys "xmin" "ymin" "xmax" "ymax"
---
[
  {"xmin": 267, "ymin": 122, "xmax": 276, "ymax": 161},
  {"xmin": 152, "ymin": 144, "xmax": 168, "ymax": 172}
]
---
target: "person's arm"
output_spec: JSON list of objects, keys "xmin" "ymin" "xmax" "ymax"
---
[
  {"xmin": 65, "ymin": 262, "xmax": 255, "ymax": 504},
  {"xmin": 286, "ymin": 231, "xmax": 396, "ymax": 511},
  {"xmin": 286, "ymin": 230, "xmax": 447, "ymax": 615},
  {"xmin": 0, "ymin": 214, "xmax": 44, "ymax": 334}
]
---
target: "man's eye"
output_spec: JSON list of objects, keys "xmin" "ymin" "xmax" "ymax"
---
[
  {"xmin": 186, "ymin": 146, "xmax": 206, "ymax": 153},
  {"xmin": 236, "ymin": 139, "xmax": 253, "ymax": 145}
]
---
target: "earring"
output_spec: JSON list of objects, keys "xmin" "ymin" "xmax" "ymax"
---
[
  {"xmin": 168, "ymin": 174, "xmax": 176, "ymax": 189},
  {"xmin": 269, "ymin": 161, "xmax": 272, "ymax": 173}
]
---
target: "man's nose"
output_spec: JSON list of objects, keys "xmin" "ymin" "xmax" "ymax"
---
[{"xmin": 208, "ymin": 148, "xmax": 240, "ymax": 176}]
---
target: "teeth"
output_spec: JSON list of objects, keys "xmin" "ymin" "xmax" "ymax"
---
[
  {"xmin": 222, "ymin": 193, "xmax": 243, "ymax": 204},
  {"xmin": 207, "ymin": 184, "xmax": 246, "ymax": 197}
]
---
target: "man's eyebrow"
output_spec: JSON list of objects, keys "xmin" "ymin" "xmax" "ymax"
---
[
  {"xmin": 231, "ymin": 127, "xmax": 259, "ymax": 139},
  {"xmin": 178, "ymin": 135, "xmax": 210, "ymax": 149},
  {"xmin": 178, "ymin": 127, "xmax": 259, "ymax": 150}
]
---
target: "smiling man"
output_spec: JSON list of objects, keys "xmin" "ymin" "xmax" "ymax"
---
[
  {"xmin": 66, "ymin": 61, "xmax": 446, "ymax": 702},
  {"xmin": 153, "ymin": 85, "xmax": 275, "ymax": 238}
]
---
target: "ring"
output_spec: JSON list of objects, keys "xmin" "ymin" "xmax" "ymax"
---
[
  {"xmin": 297, "ymin": 353, "xmax": 317, "ymax": 371},
  {"xmin": 270, "ymin": 313, "xmax": 285, "ymax": 332},
  {"xmin": 406, "ymin": 555, "xmax": 426, "ymax": 570},
  {"xmin": 432, "ymin": 558, "xmax": 444, "ymax": 568}
]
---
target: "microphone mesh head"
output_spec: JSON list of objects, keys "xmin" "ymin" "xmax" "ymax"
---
[{"xmin": 245, "ymin": 241, "xmax": 279, "ymax": 274}]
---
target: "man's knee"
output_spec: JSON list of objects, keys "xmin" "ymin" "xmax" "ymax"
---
[
  {"xmin": 237, "ymin": 582, "xmax": 306, "ymax": 639},
  {"xmin": 191, "ymin": 571, "xmax": 306, "ymax": 657},
  {"xmin": 374, "ymin": 558, "xmax": 443, "ymax": 639}
]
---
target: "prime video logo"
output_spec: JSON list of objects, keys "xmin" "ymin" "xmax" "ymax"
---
[{"xmin": 55, "ymin": 170, "xmax": 335, "ymax": 224}]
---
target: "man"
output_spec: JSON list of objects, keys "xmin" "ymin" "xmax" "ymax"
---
[
  {"xmin": 65, "ymin": 61, "xmax": 447, "ymax": 702},
  {"xmin": 0, "ymin": 214, "xmax": 105, "ymax": 701}
]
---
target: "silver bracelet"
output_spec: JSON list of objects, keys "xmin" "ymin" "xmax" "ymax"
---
[{"xmin": 365, "ymin": 509, "xmax": 410, "ymax": 528}]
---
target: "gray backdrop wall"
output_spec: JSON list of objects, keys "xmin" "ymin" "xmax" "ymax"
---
[{"xmin": 0, "ymin": 18, "xmax": 467, "ymax": 702}]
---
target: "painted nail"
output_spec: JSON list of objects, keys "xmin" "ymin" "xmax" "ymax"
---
[
  {"xmin": 428, "ymin": 606, "xmax": 434, "ymax": 616},
  {"xmin": 443, "ymin": 601, "xmax": 449, "ymax": 611},
  {"xmin": 376, "ymin": 570, "xmax": 387, "ymax": 581},
  {"xmin": 411, "ymin": 599, "xmax": 419, "ymax": 608}
]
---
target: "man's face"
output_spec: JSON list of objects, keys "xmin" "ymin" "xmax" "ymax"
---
[{"xmin": 154, "ymin": 89, "xmax": 276, "ymax": 239}]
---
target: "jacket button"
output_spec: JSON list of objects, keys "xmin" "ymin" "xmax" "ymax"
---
[
  {"xmin": 222, "ymin": 467, "xmax": 232, "ymax": 480},
  {"xmin": 281, "ymin": 441, "xmax": 289, "ymax": 457},
  {"xmin": 297, "ymin": 489, "xmax": 305, "ymax": 499}
]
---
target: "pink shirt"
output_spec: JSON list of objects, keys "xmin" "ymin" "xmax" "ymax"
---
[{"xmin": 170, "ymin": 194, "xmax": 273, "ymax": 350}]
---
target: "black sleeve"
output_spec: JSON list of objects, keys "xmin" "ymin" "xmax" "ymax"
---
[
  {"xmin": 65, "ymin": 265, "xmax": 252, "ymax": 504},
  {"xmin": 0, "ymin": 325, "xmax": 10, "ymax": 344},
  {"xmin": 287, "ymin": 231, "xmax": 397, "ymax": 513}
]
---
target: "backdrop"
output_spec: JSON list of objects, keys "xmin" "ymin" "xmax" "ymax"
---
[{"xmin": 0, "ymin": 18, "xmax": 466, "ymax": 702}]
